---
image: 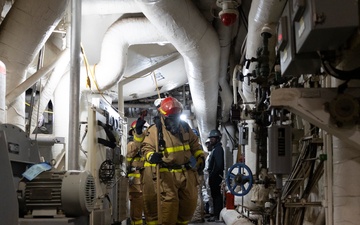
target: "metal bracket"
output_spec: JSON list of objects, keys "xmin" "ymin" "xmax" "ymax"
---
[{"xmin": 270, "ymin": 88, "xmax": 360, "ymax": 149}]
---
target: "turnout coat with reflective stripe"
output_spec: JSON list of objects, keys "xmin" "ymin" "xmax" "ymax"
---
[{"xmin": 142, "ymin": 118, "xmax": 204, "ymax": 166}]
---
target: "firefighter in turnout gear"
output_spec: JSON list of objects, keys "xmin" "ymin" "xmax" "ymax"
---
[
  {"xmin": 127, "ymin": 115, "xmax": 147, "ymax": 225},
  {"xmin": 141, "ymin": 96, "xmax": 205, "ymax": 225}
]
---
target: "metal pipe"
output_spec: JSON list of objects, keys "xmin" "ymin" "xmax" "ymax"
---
[
  {"xmin": 6, "ymin": 50, "xmax": 69, "ymax": 107},
  {"xmin": 325, "ymin": 133, "xmax": 333, "ymax": 225},
  {"xmin": 232, "ymin": 65, "xmax": 241, "ymax": 106},
  {"xmin": 27, "ymin": 47, "xmax": 45, "ymax": 136},
  {"xmin": 67, "ymin": 0, "xmax": 81, "ymax": 170},
  {"xmin": 120, "ymin": 52, "xmax": 180, "ymax": 86}
]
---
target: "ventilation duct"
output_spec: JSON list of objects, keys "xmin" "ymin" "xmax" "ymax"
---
[
  {"xmin": 93, "ymin": 17, "xmax": 168, "ymax": 91},
  {"xmin": 0, "ymin": 0, "xmax": 69, "ymax": 130},
  {"xmin": 136, "ymin": 0, "xmax": 220, "ymax": 144}
]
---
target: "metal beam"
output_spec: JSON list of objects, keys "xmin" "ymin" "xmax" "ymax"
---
[{"xmin": 270, "ymin": 88, "xmax": 360, "ymax": 149}]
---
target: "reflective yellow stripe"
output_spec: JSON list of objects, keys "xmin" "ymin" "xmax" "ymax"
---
[
  {"xmin": 159, "ymin": 108, "xmax": 167, "ymax": 116},
  {"xmin": 146, "ymin": 152, "xmax": 153, "ymax": 161},
  {"xmin": 144, "ymin": 161, "xmax": 157, "ymax": 167},
  {"xmin": 131, "ymin": 220, "xmax": 143, "ymax": 225},
  {"xmin": 159, "ymin": 168, "xmax": 185, "ymax": 173},
  {"xmin": 144, "ymin": 162, "xmax": 187, "ymax": 172},
  {"xmin": 126, "ymin": 157, "xmax": 144, "ymax": 162},
  {"xmin": 193, "ymin": 149, "xmax": 204, "ymax": 158},
  {"xmin": 134, "ymin": 135, "xmax": 144, "ymax": 142},
  {"xmin": 176, "ymin": 219, "xmax": 189, "ymax": 224},
  {"xmin": 128, "ymin": 173, "xmax": 141, "ymax": 178},
  {"xmin": 165, "ymin": 144, "xmax": 190, "ymax": 153},
  {"xmin": 147, "ymin": 220, "xmax": 158, "ymax": 225}
]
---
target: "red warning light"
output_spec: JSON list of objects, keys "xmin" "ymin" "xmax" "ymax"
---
[{"xmin": 220, "ymin": 12, "xmax": 238, "ymax": 26}]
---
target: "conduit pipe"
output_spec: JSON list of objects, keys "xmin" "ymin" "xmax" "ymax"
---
[
  {"xmin": 232, "ymin": 65, "xmax": 241, "ymax": 106},
  {"xmin": 29, "ymin": 49, "xmax": 70, "ymax": 134},
  {"xmin": 94, "ymin": 17, "xmax": 168, "ymax": 91},
  {"xmin": 136, "ymin": 0, "xmax": 220, "ymax": 144},
  {"xmin": 0, "ymin": 0, "xmax": 69, "ymax": 130},
  {"xmin": 6, "ymin": 49, "xmax": 70, "ymax": 108}
]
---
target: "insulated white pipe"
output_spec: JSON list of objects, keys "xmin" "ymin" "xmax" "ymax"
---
[
  {"xmin": 220, "ymin": 208, "xmax": 254, "ymax": 225},
  {"xmin": 0, "ymin": 60, "xmax": 5, "ymax": 123},
  {"xmin": 136, "ymin": 0, "xmax": 220, "ymax": 145},
  {"xmin": 0, "ymin": 0, "xmax": 69, "ymax": 130},
  {"xmin": 82, "ymin": 0, "xmax": 140, "ymax": 15},
  {"xmin": 332, "ymin": 136, "xmax": 360, "ymax": 224},
  {"xmin": 53, "ymin": 72, "xmax": 70, "ymax": 167},
  {"xmin": 6, "ymin": 49, "xmax": 70, "ymax": 108},
  {"xmin": 215, "ymin": 19, "xmax": 234, "ymax": 123},
  {"xmin": 242, "ymin": 119, "xmax": 258, "ymax": 209},
  {"xmin": 223, "ymin": 122, "xmax": 235, "ymax": 173},
  {"xmin": 232, "ymin": 65, "xmax": 241, "ymax": 106},
  {"xmin": 29, "ymin": 49, "xmax": 70, "ymax": 134},
  {"xmin": 242, "ymin": 0, "xmax": 285, "ymax": 104},
  {"xmin": 94, "ymin": 17, "xmax": 168, "ymax": 91}
]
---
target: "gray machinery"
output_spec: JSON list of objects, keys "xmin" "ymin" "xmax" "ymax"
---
[
  {"xmin": 0, "ymin": 129, "xmax": 18, "ymax": 225},
  {"xmin": 277, "ymin": 0, "xmax": 358, "ymax": 76},
  {"xmin": 268, "ymin": 109, "xmax": 292, "ymax": 190},
  {"xmin": 18, "ymin": 170, "xmax": 96, "ymax": 218},
  {"xmin": 0, "ymin": 123, "xmax": 96, "ymax": 225}
]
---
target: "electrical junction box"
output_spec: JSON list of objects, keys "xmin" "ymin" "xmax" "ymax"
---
[
  {"xmin": 293, "ymin": 0, "xmax": 358, "ymax": 53},
  {"xmin": 239, "ymin": 126, "xmax": 248, "ymax": 145},
  {"xmin": 268, "ymin": 125, "xmax": 292, "ymax": 174},
  {"xmin": 277, "ymin": 1, "xmax": 321, "ymax": 76}
]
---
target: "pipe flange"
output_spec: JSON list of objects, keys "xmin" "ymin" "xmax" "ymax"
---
[{"xmin": 328, "ymin": 94, "xmax": 359, "ymax": 126}]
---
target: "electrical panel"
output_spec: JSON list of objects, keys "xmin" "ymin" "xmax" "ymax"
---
[
  {"xmin": 268, "ymin": 125, "xmax": 292, "ymax": 174},
  {"xmin": 239, "ymin": 126, "xmax": 248, "ymax": 145},
  {"xmin": 293, "ymin": 0, "xmax": 358, "ymax": 53},
  {"xmin": 277, "ymin": 1, "xmax": 320, "ymax": 76}
]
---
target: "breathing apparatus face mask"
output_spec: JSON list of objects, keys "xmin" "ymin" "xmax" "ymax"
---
[{"xmin": 164, "ymin": 115, "xmax": 181, "ymax": 135}]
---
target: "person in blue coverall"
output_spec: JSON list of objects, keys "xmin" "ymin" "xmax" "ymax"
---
[{"xmin": 207, "ymin": 129, "xmax": 224, "ymax": 222}]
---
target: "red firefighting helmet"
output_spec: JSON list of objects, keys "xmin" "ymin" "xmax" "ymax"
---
[
  {"xmin": 128, "ymin": 120, "xmax": 137, "ymax": 135},
  {"xmin": 130, "ymin": 120, "xmax": 137, "ymax": 129},
  {"xmin": 158, "ymin": 96, "xmax": 183, "ymax": 117}
]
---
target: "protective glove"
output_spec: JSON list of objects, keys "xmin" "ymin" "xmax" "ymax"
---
[
  {"xmin": 135, "ymin": 118, "xmax": 146, "ymax": 135},
  {"xmin": 126, "ymin": 165, "xmax": 134, "ymax": 174},
  {"xmin": 148, "ymin": 152, "xmax": 163, "ymax": 164},
  {"xmin": 196, "ymin": 156, "xmax": 205, "ymax": 174}
]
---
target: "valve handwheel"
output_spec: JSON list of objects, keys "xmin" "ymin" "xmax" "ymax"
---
[{"xmin": 226, "ymin": 163, "xmax": 253, "ymax": 196}]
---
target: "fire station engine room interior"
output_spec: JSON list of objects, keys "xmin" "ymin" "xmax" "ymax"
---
[{"xmin": 0, "ymin": 0, "xmax": 360, "ymax": 225}]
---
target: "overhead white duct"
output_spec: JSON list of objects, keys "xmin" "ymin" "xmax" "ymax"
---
[
  {"xmin": 215, "ymin": 19, "xmax": 235, "ymax": 123},
  {"xmin": 0, "ymin": 0, "xmax": 69, "ymax": 130},
  {"xmin": 93, "ymin": 17, "xmax": 168, "ymax": 91},
  {"xmin": 82, "ymin": 0, "xmax": 140, "ymax": 15},
  {"xmin": 6, "ymin": 49, "xmax": 70, "ymax": 108},
  {"xmin": 135, "ymin": 0, "xmax": 220, "ymax": 144}
]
